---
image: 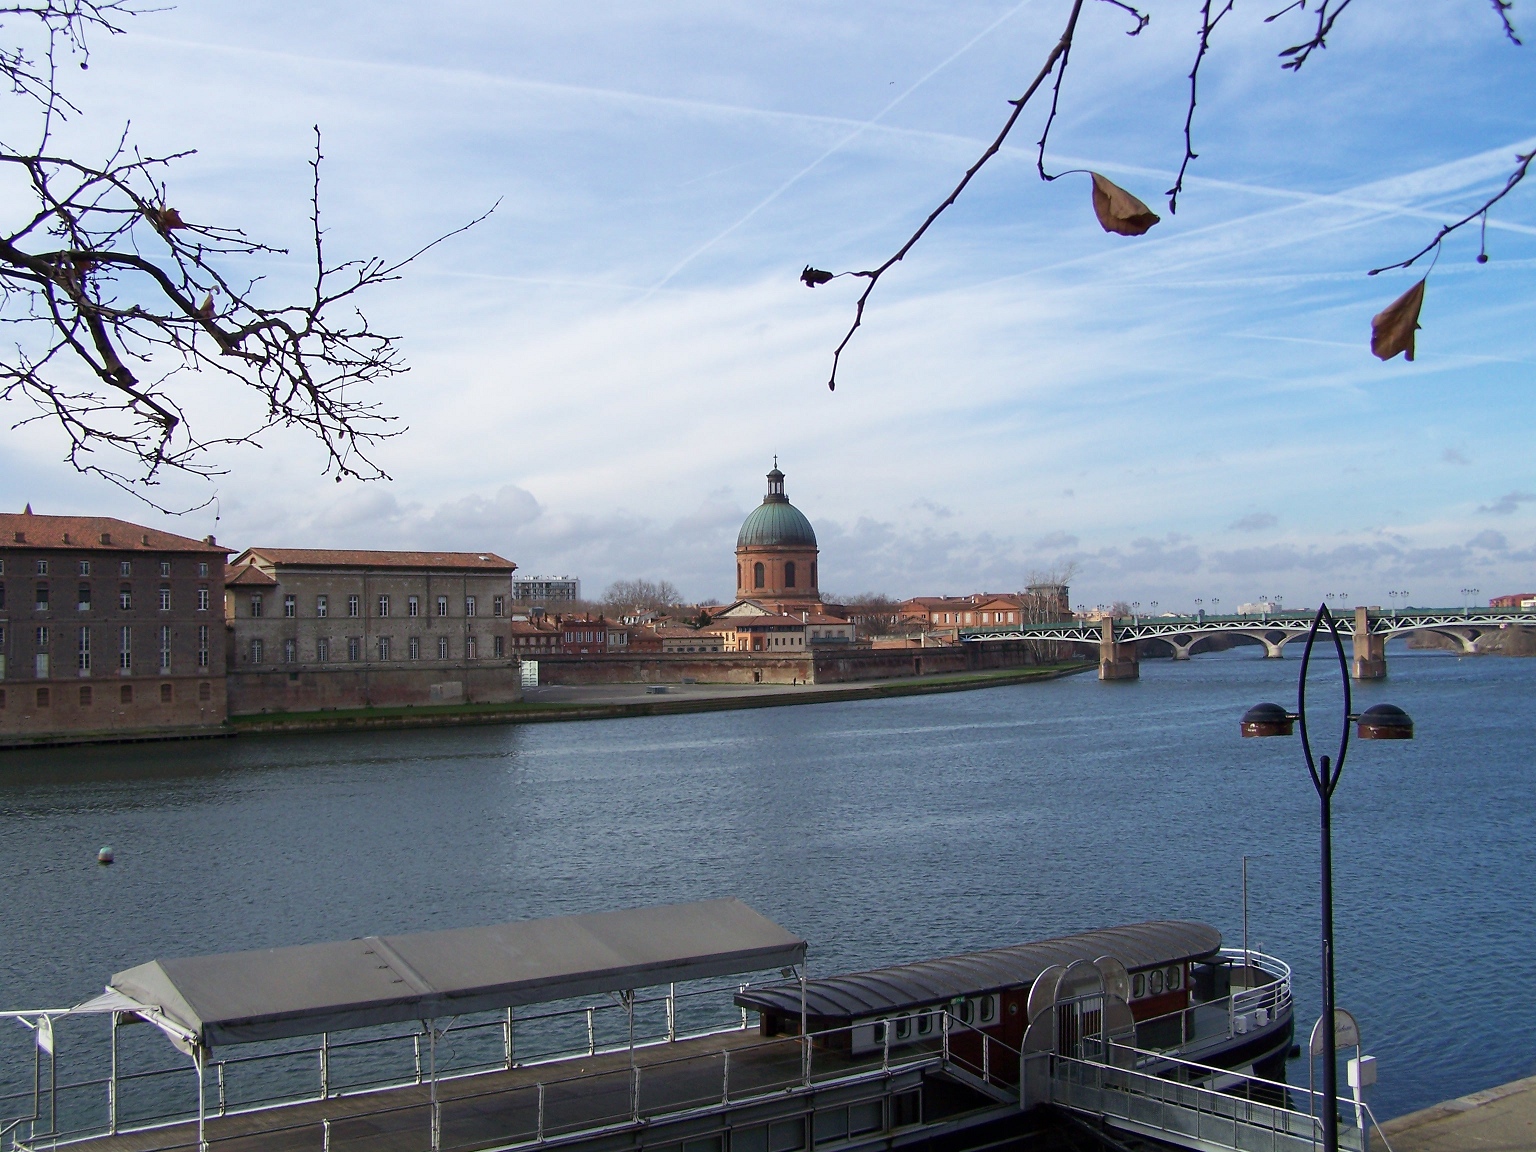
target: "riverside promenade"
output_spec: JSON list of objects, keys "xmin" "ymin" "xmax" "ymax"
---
[{"xmin": 1373, "ymin": 1073, "xmax": 1536, "ymax": 1150}]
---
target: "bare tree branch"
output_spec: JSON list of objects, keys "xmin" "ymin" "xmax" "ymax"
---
[
  {"xmin": 0, "ymin": 2, "xmax": 490, "ymax": 511},
  {"xmin": 1491, "ymin": 0, "xmax": 1523, "ymax": 44},
  {"xmin": 1167, "ymin": 0, "xmax": 1234, "ymax": 214},
  {"xmin": 1274, "ymin": 0, "xmax": 1358, "ymax": 71},
  {"xmin": 1367, "ymin": 150, "xmax": 1533, "ymax": 275}
]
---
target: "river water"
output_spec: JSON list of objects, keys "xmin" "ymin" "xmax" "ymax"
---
[{"xmin": 1, "ymin": 646, "xmax": 1532, "ymax": 1124}]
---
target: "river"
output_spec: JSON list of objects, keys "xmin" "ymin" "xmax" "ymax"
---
[{"xmin": 2, "ymin": 645, "xmax": 1532, "ymax": 1123}]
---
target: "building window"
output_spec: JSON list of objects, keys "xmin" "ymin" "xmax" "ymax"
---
[
  {"xmin": 197, "ymin": 586, "xmax": 209, "ymax": 611},
  {"xmin": 437, "ymin": 636, "xmax": 449, "ymax": 660},
  {"xmin": 465, "ymin": 596, "xmax": 476, "ymax": 617},
  {"xmin": 159, "ymin": 682, "xmax": 172, "ymax": 703},
  {"xmin": 249, "ymin": 592, "xmax": 265, "ymax": 617},
  {"xmin": 78, "ymin": 560, "xmax": 90, "ymax": 577},
  {"xmin": 409, "ymin": 636, "xmax": 420, "ymax": 660},
  {"xmin": 79, "ymin": 685, "xmax": 92, "ymax": 706},
  {"xmin": 347, "ymin": 637, "xmax": 360, "ymax": 662},
  {"xmin": 378, "ymin": 594, "xmax": 390, "ymax": 617},
  {"xmin": 316, "ymin": 595, "xmax": 328, "ymax": 618},
  {"xmin": 119, "ymin": 561, "xmax": 131, "ymax": 577},
  {"xmin": 159, "ymin": 626, "xmax": 171, "ymax": 671},
  {"xmin": 159, "ymin": 586, "xmax": 171, "ymax": 611},
  {"xmin": 119, "ymin": 625, "xmax": 132, "ymax": 671},
  {"xmin": 378, "ymin": 636, "xmax": 391, "ymax": 660},
  {"xmin": 494, "ymin": 635, "xmax": 505, "ymax": 657},
  {"xmin": 436, "ymin": 596, "xmax": 448, "ymax": 617},
  {"xmin": 36, "ymin": 584, "xmax": 49, "ymax": 611},
  {"xmin": 248, "ymin": 637, "xmax": 263, "ymax": 663},
  {"xmin": 78, "ymin": 584, "xmax": 91, "ymax": 612},
  {"xmin": 810, "ymin": 561, "xmax": 817, "ymax": 587},
  {"xmin": 197, "ymin": 561, "xmax": 209, "ymax": 578},
  {"xmin": 77, "ymin": 626, "xmax": 90, "ymax": 673},
  {"xmin": 36, "ymin": 559, "xmax": 48, "ymax": 576},
  {"xmin": 316, "ymin": 637, "xmax": 330, "ymax": 662},
  {"xmin": 198, "ymin": 681, "xmax": 211, "ymax": 701},
  {"xmin": 118, "ymin": 587, "xmax": 132, "ymax": 610},
  {"xmin": 120, "ymin": 684, "xmax": 132, "ymax": 704},
  {"xmin": 466, "ymin": 635, "xmax": 478, "ymax": 659},
  {"xmin": 36, "ymin": 686, "xmax": 50, "ymax": 707},
  {"xmin": 785, "ymin": 561, "xmax": 796, "ymax": 588},
  {"xmin": 493, "ymin": 596, "xmax": 505, "ymax": 617},
  {"xmin": 408, "ymin": 595, "xmax": 419, "ymax": 617},
  {"xmin": 754, "ymin": 562, "xmax": 764, "ymax": 589},
  {"xmin": 284, "ymin": 595, "xmax": 296, "ymax": 618},
  {"xmin": 159, "ymin": 561, "xmax": 171, "ymax": 578},
  {"xmin": 0, "ymin": 584, "xmax": 5, "ymax": 611},
  {"xmin": 283, "ymin": 638, "xmax": 296, "ymax": 663},
  {"xmin": 198, "ymin": 625, "xmax": 209, "ymax": 668},
  {"xmin": 347, "ymin": 595, "xmax": 360, "ymax": 618}
]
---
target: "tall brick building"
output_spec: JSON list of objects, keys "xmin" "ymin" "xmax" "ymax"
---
[
  {"xmin": 0, "ymin": 510, "xmax": 228, "ymax": 742},
  {"xmin": 734, "ymin": 463, "xmax": 822, "ymax": 612}
]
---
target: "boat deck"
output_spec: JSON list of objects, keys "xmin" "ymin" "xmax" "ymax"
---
[{"xmin": 54, "ymin": 1029, "xmax": 913, "ymax": 1152}]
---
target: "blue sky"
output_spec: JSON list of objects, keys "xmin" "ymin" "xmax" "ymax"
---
[{"xmin": 2, "ymin": 1, "xmax": 1533, "ymax": 607}]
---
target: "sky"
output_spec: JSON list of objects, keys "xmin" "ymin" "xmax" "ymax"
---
[{"xmin": 1, "ymin": 1, "xmax": 1533, "ymax": 609}]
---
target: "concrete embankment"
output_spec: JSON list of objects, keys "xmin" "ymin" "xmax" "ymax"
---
[
  {"xmin": 1372, "ymin": 1073, "xmax": 1536, "ymax": 1150},
  {"xmin": 230, "ymin": 663, "xmax": 1093, "ymax": 736}
]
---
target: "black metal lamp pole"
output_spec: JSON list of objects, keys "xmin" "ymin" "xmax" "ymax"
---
[{"xmin": 1240, "ymin": 604, "xmax": 1412, "ymax": 1152}]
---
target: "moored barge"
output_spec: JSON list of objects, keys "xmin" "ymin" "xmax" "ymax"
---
[{"xmin": 2, "ymin": 900, "xmax": 1296, "ymax": 1152}]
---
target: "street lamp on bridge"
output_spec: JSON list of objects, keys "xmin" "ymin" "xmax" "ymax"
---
[{"xmin": 1239, "ymin": 604, "xmax": 1414, "ymax": 1152}]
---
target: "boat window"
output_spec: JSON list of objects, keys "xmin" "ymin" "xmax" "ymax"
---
[
  {"xmin": 1150, "ymin": 969, "xmax": 1165, "ymax": 995},
  {"xmin": 849, "ymin": 1101, "xmax": 883, "ymax": 1136},
  {"xmin": 769, "ymin": 1119, "xmax": 805, "ymax": 1152},
  {"xmin": 958, "ymin": 999, "xmax": 974, "ymax": 1025},
  {"xmin": 895, "ymin": 1014, "xmax": 911, "ymax": 1040},
  {"xmin": 732, "ymin": 1129, "xmax": 768, "ymax": 1152},
  {"xmin": 872, "ymin": 1021, "xmax": 886, "ymax": 1043},
  {"xmin": 1167, "ymin": 965, "xmax": 1183, "ymax": 991},
  {"xmin": 686, "ymin": 1138, "xmax": 723, "ymax": 1152},
  {"xmin": 1131, "ymin": 972, "xmax": 1146, "ymax": 999},
  {"xmin": 916, "ymin": 1011, "xmax": 933, "ymax": 1036},
  {"xmin": 979, "ymin": 994, "xmax": 997, "ymax": 1023}
]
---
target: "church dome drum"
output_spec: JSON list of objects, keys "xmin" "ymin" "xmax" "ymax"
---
[{"xmin": 737, "ymin": 468, "xmax": 818, "ymax": 550}]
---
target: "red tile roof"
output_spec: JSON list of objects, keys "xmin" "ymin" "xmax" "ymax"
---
[
  {"xmin": 226, "ymin": 563, "xmax": 279, "ymax": 586},
  {"xmin": 234, "ymin": 547, "xmax": 516, "ymax": 572},
  {"xmin": 0, "ymin": 512, "xmax": 227, "ymax": 553}
]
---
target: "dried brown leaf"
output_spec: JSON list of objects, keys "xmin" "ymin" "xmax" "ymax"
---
[
  {"xmin": 1370, "ymin": 279, "xmax": 1426, "ymax": 362},
  {"xmin": 1090, "ymin": 172, "xmax": 1161, "ymax": 236}
]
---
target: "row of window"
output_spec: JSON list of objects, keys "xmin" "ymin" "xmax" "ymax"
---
[
  {"xmin": 5, "ymin": 559, "xmax": 211, "ymax": 578},
  {"xmin": 251, "ymin": 593, "xmax": 505, "ymax": 619},
  {"xmin": 864, "ymin": 995, "xmax": 1001, "ymax": 1049},
  {"xmin": 0, "ymin": 625, "xmax": 211, "ymax": 678},
  {"xmin": 250, "ymin": 634, "xmax": 506, "ymax": 664},
  {"xmin": 1130, "ymin": 965, "xmax": 1185, "ymax": 1000},
  {"xmin": 740, "ymin": 560, "xmax": 816, "ymax": 590},
  {"xmin": 0, "ymin": 681, "xmax": 214, "ymax": 709},
  {"xmin": 9, "ymin": 584, "xmax": 212, "ymax": 612}
]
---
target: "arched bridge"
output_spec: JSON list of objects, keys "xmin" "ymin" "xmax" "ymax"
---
[{"xmin": 961, "ymin": 606, "xmax": 1535, "ymax": 680}]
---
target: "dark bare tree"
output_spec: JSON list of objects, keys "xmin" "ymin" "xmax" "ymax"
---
[
  {"xmin": 0, "ymin": 2, "xmax": 489, "ymax": 508},
  {"xmin": 803, "ymin": 0, "xmax": 1527, "ymax": 387},
  {"xmin": 602, "ymin": 578, "xmax": 683, "ymax": 613}
]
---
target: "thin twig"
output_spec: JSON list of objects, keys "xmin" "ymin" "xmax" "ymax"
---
[
  {"xmin": 824, "ymin": 0, "xmax": 1091, "ymax": 390},
  {"xmin": 1167, "ymin": 0, "xmax": 1234, "ymax": 213},
  {"xmin": 1277, "ymin": 0, "xmax": 1357, "ymax": 70},
  {"xmin": 1367, "ymin": 150, "xmax": 1533, "ymax": 275},
  {"xmin": 1490, "ymin": 0, "xmax": 1522, "ymax": 44}
]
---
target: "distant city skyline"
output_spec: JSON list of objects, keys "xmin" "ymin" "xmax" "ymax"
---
[{"xmin": 0, "ymin": 3, "xmax": 1531, "ymax": 607}]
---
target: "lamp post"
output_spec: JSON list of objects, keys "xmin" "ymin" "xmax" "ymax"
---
[{"xmin": 1240, "ymin": 604, "xmax": 1413, "ymax": 1152}]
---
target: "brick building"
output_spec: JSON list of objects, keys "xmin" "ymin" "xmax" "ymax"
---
[
  {"xmin": 223, "ymin": 548, "xmax": 522, "ymax": 712},
  {"xmin": 0, "ymin": 510, "xmax": 228, "ymax": 742},
  {"xmin": 734, "ymin": 463, "xmax": 822, "ymax": 612}
]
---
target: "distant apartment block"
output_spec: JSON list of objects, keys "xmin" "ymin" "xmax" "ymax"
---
[
  {"xmin": 0, "ymin": 510, "xmax": 228, "ymax": 742},
  {"xmin": 513, "ymin": 574, "xmax": 580, "ymax": 603},
  {"xmin": 224, "ymin": 548, "xmax": 522, "ymax": 712}
]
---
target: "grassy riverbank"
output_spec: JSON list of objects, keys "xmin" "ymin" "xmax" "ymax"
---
[{"xmin": 228, "ymin": 662, "xmax": 1094, "ymax": 736}]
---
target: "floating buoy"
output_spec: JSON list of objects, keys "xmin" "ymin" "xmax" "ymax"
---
[{"xmin": 97, "ymin": 847, "xmax": 114, "ymax": 865}]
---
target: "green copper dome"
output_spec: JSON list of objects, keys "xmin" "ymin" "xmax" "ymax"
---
[{"xmin": 737, "ymin": 466, "xmax": 817, "ymax": 549}]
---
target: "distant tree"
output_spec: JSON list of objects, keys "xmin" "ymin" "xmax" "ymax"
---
[
  {"xmin": 832, "ymin": 592, "xmax": 902, "ymax": 636},
  {"xmin": 601, "ymin": 578, "xmax": 682, "ymax": 613},
  {"xmin": 0, "ymin": 2, "xmax": 488, "ymax": 507}
]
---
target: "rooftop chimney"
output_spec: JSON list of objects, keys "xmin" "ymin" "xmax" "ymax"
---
[
  {"xmin": 203, "ymin": 535, "xmax": 216, "ymax": 546},
  {"xmin": 13, "ymin": 531, "xmax": 23, "ymax": 543},
  {"xmin": 100, "ymin": 532, "xmax": 111, "ymax": 545}
]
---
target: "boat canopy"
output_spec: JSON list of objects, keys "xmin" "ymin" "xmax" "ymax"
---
[
  {"xmin": 736, "ymin": 921, "xmax": 1219, "ymax": 1020},
  {"xmin": 110, "ymin": 898, "xmax": 805, "ymax": 1048}
]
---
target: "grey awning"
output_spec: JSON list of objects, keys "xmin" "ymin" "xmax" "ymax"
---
[
  {"xmin": 111, "ymin": 899, "xmax": 805, "ymax": 1048},
  {"xmin": 736, "ymin": 921, "xmax": 1219, "ymax": 1019}
]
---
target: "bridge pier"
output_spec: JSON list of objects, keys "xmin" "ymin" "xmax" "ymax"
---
[
  {"xmin": 1099, "ymin": 618, "xmax": 1139, "ymax": 681},
  {"xmin": 1352, "ymin": 606, "xmax": 1387, "ymax": 680}
]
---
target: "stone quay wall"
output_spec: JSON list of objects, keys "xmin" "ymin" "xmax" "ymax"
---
[{"xmin": 227, "ymin": 661, "xmax": 523, "ymax": 715}]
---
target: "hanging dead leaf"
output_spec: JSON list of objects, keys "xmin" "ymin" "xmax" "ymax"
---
[
  {"xmin": 1370, "ymin": 279, "xmax": 1426, "ymax": 362},
  {"xmin": 147, "ymin": 206, "xmax": 187, "ymax": 231},
  {"xmin": 801, "ymin": 265, "xmax": 833, "ymax": 287},
  {"xmin": 1090, "ymin": 173, "xmax": 1160, "ymax": 236},
  {"xmin": 195, "ymin": 293, "xmax": 214, "ymax": 319}
]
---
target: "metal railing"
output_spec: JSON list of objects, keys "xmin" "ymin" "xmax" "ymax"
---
[{"xmin": 1131, "ymin": 950, "xmax": 1293, "ymax": 1058}]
